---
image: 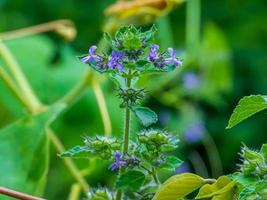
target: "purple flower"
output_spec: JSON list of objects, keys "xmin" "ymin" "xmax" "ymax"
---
[
  {"xmin": 164, "ymin": 48, "xmax": 182, "ymax": 66},
  {"xmin": 107, "ymin": 51, "xmax": 124, "ymax": 71},
  {"xmin": 147, "ymin": 44, "xmax": 159, "ymax": 62},
  {"xmin": 184, "ymin": 120, "xmax": 205, "ymax": 143},
  {"xmin": 109, "ymin": 152, "xmax": 126, "ymax": 171},
  {"xmin": 80, "ymin": 45, "xmax": 101, "ymax": 63},
  {"xmin": 182, "ymin": 72, "xmax": 200, "ymax": 90}
]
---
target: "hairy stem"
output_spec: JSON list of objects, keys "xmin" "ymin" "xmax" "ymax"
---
[
  {"xmin": 47, "ymin": 128, "xmax": 90, "ymax": 195},
  {"xmin": 115, "ymin": 73, "xmax": 132, "ymax": 200},
  {"xmin": 0, "ymin": 187, "xmax": 45, "ymax": 200}
]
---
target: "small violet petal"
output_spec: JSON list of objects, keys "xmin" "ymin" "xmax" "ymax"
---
[
  {"xmin": 147, "ymin": 44, "xmax": 159, "ymax": 62},
  {"xmin": 81, "ymin": 45, "xmax": 100, "ymax": 64}
]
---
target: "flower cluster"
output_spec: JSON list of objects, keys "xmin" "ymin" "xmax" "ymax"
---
[
  {"xmin": 83, "ymin": 136, "xmax": 121, "ymax": 159},
  {"xmin": 109, "ymin": 152, "xmax": 141, "ymax": 171},
  {"xmin": 137, "ymin": 129, "xmax": 179, "ymax": 166},
  {"xmin": 88, "ymin": 188, "xmax": 114, "ymax": 200},
  {"xmin": 238, "ymin": 144, "xmax": 267, "ymax": 177},
  {"xmin": 79, "ymin": 25, "xmax": 182, "ymax": 74},
  {"xmin": 147, "ymin": 45, "xmax": 182, "ymax": 68},
  {"xmin": 117, "ymin": 88, "xmax": 146, "ymax": 107}
]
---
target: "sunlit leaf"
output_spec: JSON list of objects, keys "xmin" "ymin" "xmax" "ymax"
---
[
  {"xmin": 196, "ymin": 176, "xmax": 236, "ymax": 200},
  {"xmin": 152, "ymin": 173, "xmax": 205, "ymax": 200},
  {"xmin": 0, "ymin": 104, "xmax": 65, "ymax": 197},
  {"xmin": 131, "ymin": 106, "xmax": 158, "ymax": 127},
  {"xmin": 116, "ymin": 170, "xmax": 146, "ymax": 191},
  {"xmin": 227, "ymin": 95, "xmax": 267, "ymax": 129}
]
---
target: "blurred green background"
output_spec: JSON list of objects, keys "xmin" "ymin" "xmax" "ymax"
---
[{"xmin": 0, "ymin": 0, "xmax": 267, "ymax": 199}]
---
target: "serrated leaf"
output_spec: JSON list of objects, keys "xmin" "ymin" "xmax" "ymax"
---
[
  {"xmin": 228, "ymin": 172, "xmax": 259, "ymax": 187},
  {"xmin": 60, "ymin": 145, "xmax": 90, "ymax": 158},
  {"xmin": 131, "ymin": 106, "xmax": 158, "ymax": 127},
  {"xmin": 116, "ymin": 170, "xmax": 145, "ymax": 191},
  {"xmin": 227, "ymin": 95, "xmax": 267, "ymax": 129},
  {"xmin": 239, "ymin": 181, "xmax": 267, "ymax": 200},
  {"xmin": 152, "ymin": 173, "xmax": 205, "ymax": 200},
  {"xmin": 159, "ymin": 156, "xmax": 183, "ymax": 171},
  {"xmin": 0, "ymin": 104, "xmax": 65, "ymax": 197},
  {"xmin": 196, "ymin": 176, "xmax": 236, "ymax": 200}
]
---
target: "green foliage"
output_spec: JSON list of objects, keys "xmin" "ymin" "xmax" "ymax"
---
[
  {"xmin": 88, "ymin": 189, "xmax": 114, "ymax": 200},
  {"xmin": 60, "ymin": 145, "xmax": 90, "ymax": 158},
  {"xmin": 158, "ymin": 156, "xmax": 183, "ymax": 171},
  {"xmin": 227, "ymin": 95, "xmax": 267, "ymax": 129},
  {"xmin": 238, "ymin": 144, "xmax": 267, "ymax": 177},
  {"xmin": 131, "ymin": 106, "xmax": 158, "ymax": 127},
  {"xmin": 62, "ymin": 136, "xmax": 121, "ymax": 159},
  {"xmin": 0, "ymin": 104, "xmax": 65, "ymax": 197},
  {"xmin": 152, "ymin": 173, "xmax": 205, "ymax": 200},
  {"xmin": 116, "ymin": 170, "xmax": 146, "ymax": 191},
  {"xmin": 260, "ymin": 144, "xmax": 267, "ymax": 160},
  {"xmin": 239, "ymin": 181, "xmax": 267, "ymax": 200}
]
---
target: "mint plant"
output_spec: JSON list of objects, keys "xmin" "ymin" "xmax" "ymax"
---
[
  {"xmin": 62, "ymin": 25, "xmax": 183, "ymax": 200},
  {"xmin": 149, "ymin": 93, "xmax": 267, "ymax": 200}
]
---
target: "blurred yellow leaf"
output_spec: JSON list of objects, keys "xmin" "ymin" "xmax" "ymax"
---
[
  {"xmin": 152, "ymin": 173, "xmax": 205, "ymax": 200},
  {"xmin": 196, "ymin": 176, "xmax": 237, "ymax": 200}
]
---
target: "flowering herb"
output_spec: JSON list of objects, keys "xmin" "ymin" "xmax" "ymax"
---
[
  {"xmin": 63, "ymin": 25, "xmax": 183, "ymax": 200},
  {"xmin": 109, "ymin": 152, "xmax": 127, "ymax": 171}
]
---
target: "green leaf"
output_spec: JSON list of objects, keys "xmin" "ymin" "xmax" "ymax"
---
[
  {"xmin": 152, "ymin": 173, "xmax": 205, "ymax": 200},
  {"xmin": 60, "ymin": 145, "xmax": 90, "ymax": 158},
  {"xmin": 116, "ymin": 170, "xmax": 146, "ymax": 191},
  {"xmin": 159, "ymin": 156, "xmax": 183, "ymax": 171},
  {"xmin": 196, "ymin": 176, "xmax": 236, "ymax": 200},
  {"xmin": 131, "ymin": 106, "xmax": 158, "ymax": 127},
  {"xmin": 260, "ymin": 143, "xmax": 267, "ymax": 160},
  {"xmin": 227, "ymin": 95, "xmax": 267, "ymax": 129},
  {"xmin": 0, "ymin": 104, "xmax": 65, "ymax": 197},
  {"xmin": 109, "ymin": 72, "xmax": 127, "ymax": 88},
  {"xmin": 239, "ymin": 181, "xmax": 267, "ymax": 200},
  {"xmin": 228, "ymin": 172, "xmax": 259, "ymax": 187}
]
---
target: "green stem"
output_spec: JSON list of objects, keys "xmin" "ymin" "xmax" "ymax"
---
[
  {"xmin": 92, "ymin": 77, "xmax": 112, "ymax": 137},
  {"xmin": 0, "ymin": 40, "xmax": 44, "ymax": 113},
  {"xmin": 151, "ymin": 167, "xmax": 160, "ymax": 184},
  {"xmin": 115, "ymin": 73, "xmax": 132, "ymax": 200},
  {"xmin": 0, "ymin": 42, "xmax": 90, "ymax": 195},
  {"xmin": 47, "ymin": 128, "xmax": 90, "ymax": 195},
  {"xmin": 59, "ymin": 70, "xmax": 92, "ymax": 105},
  {"xmin": 0, "ymin": 65, "xmax": 33, "ymax": 111},
  {"xmin": 186, "ymin": 0, "xmax": 201, "ymax": 60}
]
